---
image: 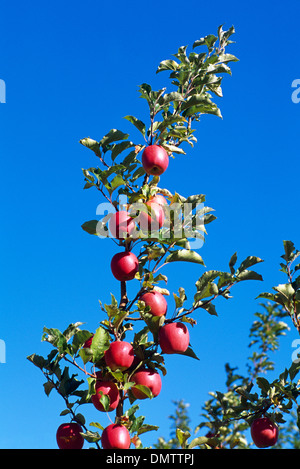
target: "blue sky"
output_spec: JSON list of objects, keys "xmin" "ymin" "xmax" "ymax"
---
[{"xmin": 0, "ymin": 0, "xmax": 299, "ymax": 449}]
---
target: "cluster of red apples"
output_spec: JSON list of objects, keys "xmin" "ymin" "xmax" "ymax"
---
[
  {"xmin": 109, "ymin": 145, "xmax": 169, "ymax": 255},
  {"xmin": 56, "ymin": 145, "xmax": 280, "ymax": 450},
  {"xmin": 56, "ymin": 145, "xmax": 191, "ymax": 450},
  {"xmin": 110, "ymin": 145, "xmax": 170, "ymax": 281}
]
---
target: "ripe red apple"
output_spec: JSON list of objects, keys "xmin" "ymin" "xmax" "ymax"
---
[
  {"xmin": 138, "ymin": 196, "xmax": 166, "ymax": 232},
  {"xmin": 104, "ymin": 340, "xmax": 134, "ymax": 371},
  {"xmin": 250, "ymin": 417, "xmax": 278, "ymax": 448},
  {"xmin": 110, "ymin": 251, "xmax": 139, "ymax": 281},
  {"xmin": 158, "ymin": 322, "xmax": 190, "ymax": 354},
  {"xmin": 91, "ymin": 378, "xmax": 120, "ymax": 412},
  {"xmin": 109, "ymin": 210, "xmax": 135, "ymax": 240},
  {"xmin": 140, "ymin": 290, "xmax": 167, "ymax": 317},
  {"xmin": 150, "ymin": 194, "xmax": 168, "ymax": 206},
  {"xmin": 56, "ymin": 422, "xmax": 84, "ymax": 450},
  {"xmin": 131, "ymin": 368, "xmax": 162, "ymax": 400},
  {"xmin": 101, "ymin": 423, "xmax": 131, "ymax": 449},
  {"xmin": 142, "ymin": 145, "xmax": 169, "ymax": 176}
]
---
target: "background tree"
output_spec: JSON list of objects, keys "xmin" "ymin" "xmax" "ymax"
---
[{"xmin": 156, "ymin": 242, "xmax": 300, "ymax": 449}]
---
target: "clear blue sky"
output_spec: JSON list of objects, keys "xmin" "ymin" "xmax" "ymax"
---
[{"xmin": 0, "ymin": 0, "xmax": 299, "ymax": 449}]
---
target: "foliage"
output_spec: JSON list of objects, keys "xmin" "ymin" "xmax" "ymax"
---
[
  {"xmin": 27, "ymin": 25, "xmax": 300, "ymax": 450},
  {"xmin": 155, "ymin": 242, "xmax": 300, "ymax": 449}
]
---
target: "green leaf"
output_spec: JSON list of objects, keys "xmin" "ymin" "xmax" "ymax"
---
[
  {"xmin": 72, "ymin": 330, "xmax": 93, "ymax": 354},
  {"xmin": 137, "ymin": 424, "xmax": 159, "ymax": 435},
  {"xmin": 78, "ymin": 347, "xmax": 93, "ymax": 365},
  {"xmin": 217, "ymin": 53, "xmax": 239, "ymax": 64},
  {"xmin": 193, "ymin": 34, "xmax": 218, "ymax": 50},
  {"xmin": 185, "ymin": 194, "xmax": 206, "ymax": 205},
  {"xmin": 256, "ymin": 376, "xmax": 270, "ymax": 394},
  {"xmin": 229, "ymin": 252, "xmax": 237, "ymax": 274},
  {"xmin": 176, "ymin": 428, "xmax": 190, "ymax": 448},
  {"xmin": 194, "ymin": 282, "xmax": 218, "ymax": 301},
  {"xmin": 63, "ymin": 322, "xmax": 84, "ymax": 341},
  {"xmin": 165, "ymin": 249, "xmax": 205, "ymax": 266},
  {"xmin": 236, "ymin": 270, "xmax": 263, "ymax": 282},
  {"xmin": 289, "ymin": 360, "xmax": 300, "ymax": 381},
  {"xmin": 89, "ymin": 422, "xmax": 104, "ymax": 430},
  {"xmin": 132, "ymin": 384, "xmax": 154, "ymax": 399},
  {"xmin": 81, "ymin": 220, "xmax": 104, "ymax": 236},
  {"xmin": 195, "ymin": 270, "xmax": 220, "ymax": 291},
  {"xmin": 99, "ymin": 129, "xmax": 129, "ymax": 148},
  {"xmin": 236, "ymin": 256, "xmax": 263, "ymax": 273},
  {"xmin": 188, "ymin": 435, "xmax": 218, "ymax": 448},
  {"xmin": 158, "ymin": 91, "xmax": 184, "ymax": 106},
  {"xmin": 124, "ymin": 115, "xmax": 146, "ymax": 137},
  {"xmin": 156, "ymin": 59, "xmax": 179, "ymax": 73},
  {"xmin": 182, "ymin": 102, "xmax": 222, "ymax": 119},
  {"xmin": 43, "ymin": 381, "xmax": 55, "ymax": 396},
  {"xmin": 99, "ymin": 392, "xmax": 111, "ymax": 412},
  {"xmin": 42, "ymin": 327, "xmax": 68, "ymax": 354},
  {"xmin": 27, "ymin": 353, "xmax": 46, "ymax": 370},
  {"xmin": 79, "ymin": 138, "xmax": 101, "ymax": 157},
  {"xmin": 90, "ymin": 326, "xmax": 111, "ymax": 363},
  {"xmin": 58, "ymin": 367, "xmax": 84, "ymax": 397},
  {"xmin": 282, "ymin": 240, "xmax": 296, "ymax": 263},
  {"xmin": 181, "ymin": 94, "xmax": 214, "ymax": 111},
  {"xmin": 81, "ymin": 430, "xmax": 101, "ymax": 443},
  {"xmin": 161, "ymin": 143, "xmax": 186, "ymax": 154},
  {"xmin": 108, "ymin": 174, "xmax": 126, "ymax": 194},
  {"xmin": 111, "ymin": 141, "xmax": 135, "ymax": 160},
  {"xmin": 178, "ymin": 346, "xmax": 200, "ymax": 360},
  {"xmin": 202, "ymin": 303, "xmax": 218, "ymax": 316}
]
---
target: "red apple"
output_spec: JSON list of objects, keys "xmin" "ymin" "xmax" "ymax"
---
[
  {"xmin": 151, "ymin": 194, "xmax": 168, "ymax": 206},
  {"xmin": 110, "ymin": 251, "xmax": 139, "ymax": 281},
  {"xmin": 140, "ymin": 290, "xmax": 167, "ymax": 317},
  {"xmin": 131, "ymin": 368, "xmax": 162, "ymax": 400},
  {"xmin": 142, "ymin": 145, "xmax": 169, "ymax": 176},
  {"xmin": 104, "ymin": 340, "xmax": 134, "ymax": 371},
  {"xmin": 158, "ymin": 322, "xmax": 190, "ymax": 354},
  {"xmin": 91, "ymin": 378, "xmax": 120, "ymax": 412},
  {"xmin": 109, "ymin": 210, "xmax": 135, "ymax": 240},
  {"xmin": 250, "ymin": 417, "xmax": 278, "ymax": 448},
  {"xmin": 101, "ymin": 423, "xmax": 131, "ymax": 449},
  {"xmin": 138, "ymin": 196, "xmax": 166, "ymax": 232},
  {"xmin": 56, "ymin": 422, "xmax": 84, "ymax": 450}
]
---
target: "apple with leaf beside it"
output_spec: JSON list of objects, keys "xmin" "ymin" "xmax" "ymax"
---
[
  {"xmin": 140, "ymin": 290, "xmax": 167, "ymax": 317},
  {"xmin": 131, "ymin": 368, "xmax": 162, "ymax": 400},
  {"xmin": 91, "ymin": 378, "xmax": 120, "ymax": 412},
  {"xmin": 109, "ymin": 210, "xmax": 135, "ymax": 240},
  {"xmin": 138, "ymin": 195, "xmax": 167, "ymax": 232}
]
